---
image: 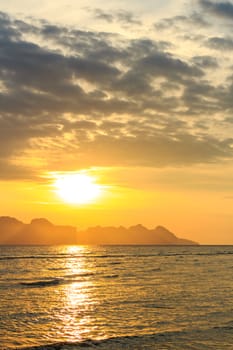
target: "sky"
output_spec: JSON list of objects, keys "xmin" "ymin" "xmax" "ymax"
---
[{"xmin": 0, "ymin": 0, "xmax": 233, "ymax": 244}]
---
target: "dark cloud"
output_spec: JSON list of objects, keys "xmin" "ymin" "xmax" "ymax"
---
[
  {"xmin": 93, "ymin": 9, "xmax": 141, "ymax": 26},
  {"xmin": 0, "ymin": 12, "xmax": 232, "ymax": 179},
  {"xmin": 199, "ymin": 0, "xmax": 233, "ymax": 19},
  {"xmin": 192, "ymin": 56, "xmax": 219, "ymax": 68},
  {"xmin": 94, "ymin": 9, "xmax": 114, "ymax": 23},
  {"xmin": 115, "ymin": 10, "xmax": 141, "ymax": 26},
  {"xmin": 61, "ymin": 133, "xmax": 233, "ymax": 169},
  {"xmin": 0, "ymin": 160, "xmax": 38, "ymax": 180},
  {"xmin": 135, "ymin": 52, "xmax": 203, "ymax": 80},
  {"xmin": 155, "ymin": 13, "xmax": 209, "ymax": 31},
  {"xmin": 205, "ymin": 36, "xmax": 233, "ymax": 50},
  {"xmin": 0, "ymin": 12, "xmax": 21, "ymax": 40}
]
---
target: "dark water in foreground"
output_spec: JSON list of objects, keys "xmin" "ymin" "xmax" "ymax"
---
[{"xmin": 0, "ymin": 245, "xmax": 232, "ymax": 349}]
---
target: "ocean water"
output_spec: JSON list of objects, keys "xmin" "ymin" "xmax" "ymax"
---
[{"xmin": 0, "ymin": 245, "xmax": 232, "ymax": 349}]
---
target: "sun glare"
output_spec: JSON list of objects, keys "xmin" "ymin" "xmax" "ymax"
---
[{"xmin": 54, "ymin": 173, "xmax": 102, "ymax": 204}]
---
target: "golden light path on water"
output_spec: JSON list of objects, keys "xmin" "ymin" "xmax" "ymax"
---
[{"xmin": 60, "ymin": 246, "xmax": 97, "ymax": 341}]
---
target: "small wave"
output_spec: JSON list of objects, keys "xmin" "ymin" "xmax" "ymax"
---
[
  {"xmin": 103, "ymin": 274, "xmax": 119, "ymax": 279},
  {"xmin": 0, "ymin": 255, "xmax": 63, "ymax": 261},
  {"xmin": 150, "ymin": 267, "xmax": 161, "ymax": 272},
  {"xmin": 65, "ymin": 272, "xmax": 96, "ymax": 279},
  {"xmin": 16, "ymin": 326, "xmax": 233, "ymax": 349},
  {"xmin": 1, "ymin": 248, "xmax": 233, "ymax": 262},
  {"xmin": 109, "ymin": 261, "xmax": 122, "ymax": 265},
  {"xmin": 0, "ymin": 254, "xmax": 84, "ymax": 261},
  {"xmin": 20, "ymin": 278, "xmax": 61, "ymax": 288},
  {"xmin": 144, "ymin": 304, "xmax": 175, "ymax": 309},
  {"xmin": 213, "ymin": 325, "xmax": 233, "ymax": 331},
  {"xmin": 11, "ymin": 334, "xmax": 168, "ymax": 349},
  {"xmin": 19, "ymin": 272, "xmax": 97, "ymax": 288}
]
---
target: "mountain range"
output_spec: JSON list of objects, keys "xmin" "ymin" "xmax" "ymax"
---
[{"xmin": 0, "ymin": 216, "xmax": 198, "ymax": 245}]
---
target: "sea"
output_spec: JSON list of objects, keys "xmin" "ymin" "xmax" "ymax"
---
[{"xmin": 0, "ymin": 245, "xmax": 232, "ymax": 349}]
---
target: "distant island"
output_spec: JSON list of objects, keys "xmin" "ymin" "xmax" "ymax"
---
[
  {"xmin": 0, "ymin": 217, "xmax": 77, "ymax": 245},
  {"xmin": 78, "ymin": 224, "xmax": 198, "ymax": 245},
  {"xmin": 0, "ymin": 216, "xmax": 198, "ymax": 245}
]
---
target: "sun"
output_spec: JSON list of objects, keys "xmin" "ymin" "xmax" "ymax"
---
[{"xmin": 53, "ymin": 173, "xmax": 102, "ymax": 204}]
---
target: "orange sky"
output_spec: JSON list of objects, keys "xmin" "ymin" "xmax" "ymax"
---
[
  {"xmin": 0, "ymin": 1, "xmax": 232, "ymax": 244},
  {"xmin": 1, "ymin": 165, "xmax": 233, "ymax": 244}
]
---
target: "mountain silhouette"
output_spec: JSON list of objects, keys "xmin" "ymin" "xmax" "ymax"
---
[
  {"xmin": 77, "ymin": 224, "xmax": 198, "ymax": 245},
  {"xmin": 0, "ymin": 216, "xmax": 77, "ymax": 245},
  {"xmin": 0, "ymin": 216, "xmax": 198, "ymax": 245}
]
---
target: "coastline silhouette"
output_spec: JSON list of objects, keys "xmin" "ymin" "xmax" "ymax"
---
[{"xmin": 0, "ymin": 216, "xmax": 198, "ymax": 245}]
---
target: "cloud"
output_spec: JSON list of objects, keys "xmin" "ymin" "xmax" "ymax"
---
[
  {"xmin": 205, "ymin": 36, "xmax": 233, "ymax": 50},
  {"xmin": 154, "ymin": 13, "xmax": 210, "ymax": 31},
  {"xmin": 94, "ymin": 9, "xmax": 114, "ymax": 23},
  {"xmin": 93, "ymin": 9, "xmax": 141, "ymax": 26},
  {"xmin": 73, "ymin": 134, "xmax": 233, "ymax": 168},
  {"xmin": 192, "ymin": 55, "xmax": 219, "ymax": 68},
  {"xmin": 199, "ymin": 0, "xmax": 233, "ymax": 19},
  {"xmin": 0, "ymin": 155, "xmax": 39, "ymax": 180},
  {"xmin": 0, "ymin": 11, "xmax": 232, "ymax": 180}
]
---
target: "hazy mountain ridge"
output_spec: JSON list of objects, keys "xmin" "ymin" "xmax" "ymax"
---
[
  {"xmin": 78, "ymin": 224, "xmax": 198, "ymax": 245},
  {"xmin": 0, "ymin": 216, "xmax": 198, "ymax": 245},
  {"xmin": 0, "ymin": 216, "xmax": 77, "ymax": 245}
]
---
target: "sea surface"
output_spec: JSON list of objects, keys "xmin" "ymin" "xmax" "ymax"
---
[{"xmin": 0, "ymin": 245, "xmax": 232, "ymax": 349}]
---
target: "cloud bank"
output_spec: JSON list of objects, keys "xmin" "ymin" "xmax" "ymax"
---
[{"xmin": 0, "ymin": 7, "xmax": 232, "ymax": 179}]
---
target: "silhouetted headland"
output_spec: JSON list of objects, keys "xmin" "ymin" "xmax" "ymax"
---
[
  {"xmin": 0, "ymin": 217, "xmax": 76, "ymax": 245},
  {"xmin": 78, "ymin": 224, "xmax": 198, "ymax": 245},
  {"xmin": 0, "ymin": 216, "xmax": 198, "ymax": 245}
]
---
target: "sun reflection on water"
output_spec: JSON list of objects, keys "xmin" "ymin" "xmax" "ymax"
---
[{"xmin": 59, "ymin": 246, "xmax": 96, "ymax": 341}]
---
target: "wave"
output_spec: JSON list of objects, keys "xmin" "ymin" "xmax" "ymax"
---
[
  {"xmin": 15, "ymin": 326, "xmax": 233, "ymax": 349},
  {"xmin": 47, "ymin": 267, "xmax": 68, "ymax": 271},
  {"xmin": 17, "ymin": 271, "xmax": 120, "ymax": 289},
  {"xmin": 65, "ymin": 272, "xmax": 97, "ymax": 279},
  {"xmin": 0, "ymin": 255, "xmax": 71, "ymax": 261},
  {"xmin": 1, "ymin": 247, "xmax": 233, "ymax": 263},
  {"xmin": 109, "ymin": 261, "xmax": 122, "ymax": 265},
  {"xmin": 103, "ymin": 274, "xmax": 119, "ymax": 279},
  {"xmin": 20, "ymin": 278, "xmax": 61, "ymax": 287}
]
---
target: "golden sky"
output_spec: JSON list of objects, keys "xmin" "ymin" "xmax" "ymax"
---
[{"xmin": 0, "ymin": 0, "xmax": 233, "ymax": 244}]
